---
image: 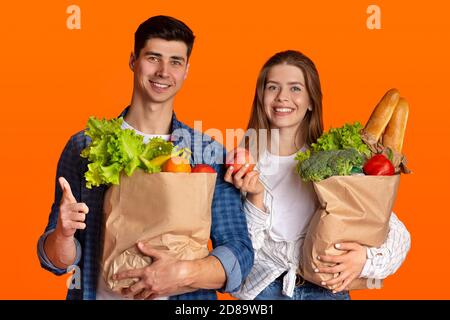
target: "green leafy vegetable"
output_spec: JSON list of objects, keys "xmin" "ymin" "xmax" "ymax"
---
[
  {"xmin": 311, "ymin": 122, "xmax": 371, "ymax": 157},
  {"xmin": 296, "ymin": 149, "xmax": 364, "ymax": 182},
  {"xmin": 141, "ymin": 137, "xmax": 175, "ymax": 161},
  {"xmin": 81, "ymin": 116, "xmax": 177, "ymax": 188},
  {"xmin": 295, "ymin": 122, "xmax": 370, "ymax": 182}
]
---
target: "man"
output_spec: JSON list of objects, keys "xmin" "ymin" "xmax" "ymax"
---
[{"xmin": 37, "ymin": 15, "xmax": 254, "ymax": 300}]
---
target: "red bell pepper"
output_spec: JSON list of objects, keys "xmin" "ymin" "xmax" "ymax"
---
[{"xmin": 363, "ymin": 154, "xmax": 395, "ymax": 176}]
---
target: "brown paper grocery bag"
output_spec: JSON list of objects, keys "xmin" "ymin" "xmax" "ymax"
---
[
  {"xmin": 298, "ymin": 174, "xmax": 400, "ymax": 290},
  {"xmin": 100, "ymin": 169, "xmax": 217, "ymax": 292}
]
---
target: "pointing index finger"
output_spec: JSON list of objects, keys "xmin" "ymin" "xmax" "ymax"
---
[{"xmin": 59, "ymin": 177, "xmax": 76, "ymax": 203}]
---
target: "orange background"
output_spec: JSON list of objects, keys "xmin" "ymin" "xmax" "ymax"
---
[{"xmin": 0, "ymin": 0, "xmax": 449, "ymax": 299}]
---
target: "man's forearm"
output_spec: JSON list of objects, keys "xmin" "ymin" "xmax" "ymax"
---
[
  {"xmin": 44, "ymin": 231, "xmax": 77, "ymax": 269},
  {"xmin": 183, "ymin": 255, "xmax": 226, "ymax": 290}
]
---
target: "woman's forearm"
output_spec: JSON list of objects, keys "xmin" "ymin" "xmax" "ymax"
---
[{"xmin": 246, "ymin": 192, "xmax": 265, "ymax": 212}]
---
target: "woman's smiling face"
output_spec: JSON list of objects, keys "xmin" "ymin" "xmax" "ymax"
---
[{"xmin": 263, "ymin": 63, "xmax": 311, "ymax": 130}]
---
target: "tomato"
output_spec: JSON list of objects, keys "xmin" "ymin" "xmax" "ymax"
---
[
  {"xmin": 192, "ymin": 164, "xmax": 216, "ymax": 173},
  {"xmin": 225, "ymin": 148, "xmax": 255, "ymax": 176},
  {"xmin": 363, "ymin": 154, "xmax": 395, "ymax": 176},
  {"xmin": 162, "ymin": 156, "xmax": 192, "ymax": 173}
]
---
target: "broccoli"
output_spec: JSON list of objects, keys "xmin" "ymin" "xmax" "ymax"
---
[{"xmin": 296, "ymin": 148, "xmax": 364, "ymax": 182}]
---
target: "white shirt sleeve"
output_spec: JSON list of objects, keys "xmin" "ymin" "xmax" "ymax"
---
[
  {"xmin": 360, "ymin": 212, "xmax": 411, "ymax": 279},
  {"xmin": 243, "ymin": 197, "xmax": 271, "ymax": 250}
]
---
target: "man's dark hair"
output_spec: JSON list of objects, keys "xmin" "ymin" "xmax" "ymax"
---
[{"xmin": 134, "ymin": 15, "xmax": 195, "ymax": 59}]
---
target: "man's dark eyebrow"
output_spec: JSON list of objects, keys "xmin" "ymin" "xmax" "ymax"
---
[
  {"xmin": 170, "ymin": 56, "xmax": 186, "ymax": 62},
  {"xmin": 143, "ymin": 51, "xmax": 186, "ymax": 62},
  {"xmin": 144, "ymin": 51, "xmax": 162, "ymax": 57}
]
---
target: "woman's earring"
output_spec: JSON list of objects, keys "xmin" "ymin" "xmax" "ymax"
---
[{"xmin": 308, "ymin": 106, "xmax": 313, "ymax": 111}]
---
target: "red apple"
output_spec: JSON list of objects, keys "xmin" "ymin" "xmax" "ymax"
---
[{"xmin": 225, "ymin": 148, "xmax": 255, "ymax": 176}]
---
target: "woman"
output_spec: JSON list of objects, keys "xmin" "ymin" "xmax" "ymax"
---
[{"xmin": 225, "ymin": 50, "xmax": 411, "ymax": 300}]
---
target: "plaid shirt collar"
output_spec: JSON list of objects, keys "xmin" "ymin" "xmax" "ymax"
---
[{"xmin": 117, "ymin": 106, "xmax": 184, "ymax": 142}]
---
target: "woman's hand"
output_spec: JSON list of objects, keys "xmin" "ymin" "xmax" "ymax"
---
[
  {"xmin": 224, "ymin": 164, "xmax": 264, "ymax": 195},
  {"xmin": 224, "ymin": 164, "xmax": 265, "ymax": 211},
  {"xmin": 316, "ymin": 242, "xmax": 367, "ymax": 293}
]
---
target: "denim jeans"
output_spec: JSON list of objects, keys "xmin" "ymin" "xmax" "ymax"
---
[{"xmin": 254, "ymin": 278, "xmax": 351, "ymax": 300}]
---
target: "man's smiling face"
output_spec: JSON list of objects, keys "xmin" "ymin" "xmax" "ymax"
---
[{"xmin": 131, "ymin": 38, "xmax": 189, "ymax": 105}]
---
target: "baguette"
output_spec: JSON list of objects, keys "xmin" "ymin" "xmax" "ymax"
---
[
  {"xmin": 382, "ymin": 97, "xmax": 409, "ymax": 153},
  {"xmin": 363, "ymin": 88, "xmax": 400, "ymax": 144}
]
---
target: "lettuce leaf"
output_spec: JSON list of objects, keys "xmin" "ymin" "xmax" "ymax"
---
[
  {"xmin": 311, "ymin": 122, "xmax": 371, "ymax": 157},
  {"xmin": 141, "ymin": 137, "xmax": 174, "ymax": 161},
  {"xmin": 81, "ymin": 116, "xmax": 177, "ymax": 188}
]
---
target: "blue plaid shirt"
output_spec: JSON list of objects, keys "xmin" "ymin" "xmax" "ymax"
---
[{"xmin": 37, "ymin": 107, "xmax": 254, "ymax": 300}]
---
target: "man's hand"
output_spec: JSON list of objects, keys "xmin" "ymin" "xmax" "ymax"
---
[
  {"xmin": 44, "ymin": 177, "xmax": 89, "ymax": 269},
  {"xmin": 114, "ymin": 242, "xmax": 197, "ymax": 300},
  {"xmin": 55, "ymin": 177, "xmax": 89, "ymax": 239},
  {"xmin": 316, "ymin": 242, "xmax": 367, "ymax": 293}
]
